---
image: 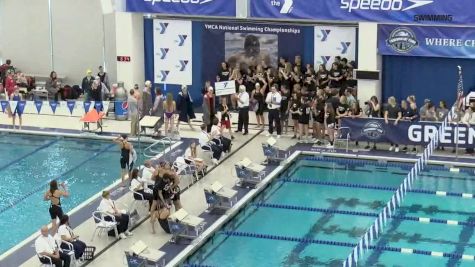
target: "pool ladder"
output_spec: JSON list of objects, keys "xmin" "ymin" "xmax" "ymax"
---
[{"xmin": 143, "ymin": 137, "xmax": 173, "ymax": 160}]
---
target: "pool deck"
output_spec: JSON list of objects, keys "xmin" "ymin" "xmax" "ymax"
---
[{"xmin": 1, "ymin": 112, "xmax": 474, "ymax": 267}]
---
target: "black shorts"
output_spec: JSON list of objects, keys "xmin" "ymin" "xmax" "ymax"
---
[
  {"xmin": 299, "ymin": 116, "xmax": 310, "ymax": 125},
  {"xmin": 120, "ymin": 156, "xmax": 129, "ymax": 169},
  {"xmin": 171, "ymin": 187, "xmax": 181, "ymax": 201},
  {"xmin": 256, "ymin": 101, "xmax": 265, "ymax": 115},
  {"xmin": 291, "ymin": 114, "xmax": 300, "ymax": 121},
  {"xmin": 49, "ymin": 204, "xmax": 63, "ymax": 220}
]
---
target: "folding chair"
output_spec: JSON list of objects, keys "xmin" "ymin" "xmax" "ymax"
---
[
  {"xmin": 91, "ymin": 211, "xmax": 119, "ymax": 241},
  {"xmin": 129, "ymin": 188, "xmax": 149, "ymax": 215},
  {"xmin": 38, "ymin": 253, "xmax": 54, "ymax": 267}
]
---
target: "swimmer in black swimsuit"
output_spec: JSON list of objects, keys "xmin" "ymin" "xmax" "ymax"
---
[
  {"xmin": 114, "ymin": 134, "xmax": 131, "ymax": 186},
  {"xmin": 43, "ymin": 180, "xmax": 69, "ymax": 233}
]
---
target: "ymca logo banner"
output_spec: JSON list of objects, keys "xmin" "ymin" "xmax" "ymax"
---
[
  {"xmin": 154, "ymin": 19, "xmax": 192, "ymax": 86},
  {"xmin": 342, "ymin": 117, "xmax": 475, "ymax": 148},
  {"xmin": 314, "ymin": 26, "xmax": 356, "ymax": 69},
  {"xmin": 250, "ymin": 0, "xmax": 475, "ymax": 25},
  {"xmin": 126, "ymin": 0, "xmax": 236, "ymax": 17},
  {"xmin": 378, "ymin": 24, "xmax": 475, "ymax": 59}
]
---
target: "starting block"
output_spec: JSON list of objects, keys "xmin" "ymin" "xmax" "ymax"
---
[
  {"xmin": 262, "ymin": 137, "xmax": 288, "ymax": 164},
  {"xmin": 204, "ymin": 181, "xmax": 238, "ymax": 213},
  {"xmin": 235, "ymin": 157, "xmax": 266, "ymax": 187},
  {"xmin": 167, "ymin": 209, "xmax": 205, "ymax": 243}
]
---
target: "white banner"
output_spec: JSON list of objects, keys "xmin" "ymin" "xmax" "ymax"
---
[
  {"xmin": 314, "ymin": 26, "xmax": 357, "ymax": 69},
  {"xmin": 214, "ymin": 81, "xmax": 236, "ymax": 96},
  {"xmin": 153, "ymin": 19, "xmax": 192, "ymax": 86}
]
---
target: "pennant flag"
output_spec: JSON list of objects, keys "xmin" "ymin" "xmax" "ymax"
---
[
  {"xmin": 17, "ymin": 101, "xmax": 26, "ymax": 114},
  {"xmin": 102, "ymin": 101, "xmax": 110, "ymax": 113},
  {"xmin": 34, "ymin": 100, "xmax": 43, "ymax": 114},
  {"xmin": 1, "ymin": 100, "xmax": 9, "ymax": 113},
  {"xmin": 84, "ymin": 101, "xmax": 92, "ymax": 113},
  {"xmin": 49, "ymin": 101, "xmax": 58, "ymax": 114},
  {"xmin": 9, "ymin": 101, "xmax": 18, "ymax": 113},
  {"xmin": 94, "ymin": 101, "xmax": 103, "ymax": 111},
  {"xmin": 67, "ymin": 101, "xmax": 76, "ymax": 115}
]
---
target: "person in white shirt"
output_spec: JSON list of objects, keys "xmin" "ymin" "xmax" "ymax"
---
[
  {"xmin": 97, "ymin": 190, "xmax": 133, "ymax": 239},
  {"xmin": 235, "ymin": 85, "xmax": 250, "ymax": 134},
  {"xmin": 35, "ymin": 225, "xmax": 71, "ymax": 267},
  {"xmin": 57, "ymin": 215, "xmax": 88, "ymax": 260},
  {"xmin": 140, "ymin": 160, "xmax": 156, "ymax": 188},
  {"xmin": 265, "ymin": 84, "xmax": 282, "ymax": 137},
  {"xmin": 198, "ymin": 123, "xmax": 222, "ymax": 165},
  {"xmin": 211, "ymin": 117, "xmax": 232, "ymax": 152},
  {"xmin": 130, "ymin": 168, "xmax": 153, "ymax": 209}
]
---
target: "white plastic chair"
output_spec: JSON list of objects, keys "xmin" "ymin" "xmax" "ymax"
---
[
  {"xmin": 91, "ymin": 211, "xmax": 119, "ymax": 241},
  {"xmin": 37, "ymin": 253, "xmax": 53, "ymax": 267},
  {"xmin": 129, "ymin": 187, "xmax": 149, "ymax": 214}
]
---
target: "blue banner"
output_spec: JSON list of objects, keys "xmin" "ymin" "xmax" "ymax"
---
[
  {"xmin": 17, "ymin": 101, "xmax": 26, "ymax": 114},
  {"xmin": 341, "ymin": 118, "xmax": 475, "ymax": 148},
  {"xmin": 0, "ymin": 101, "xmax": 8, "ymax": 113},
  {"xmin": 34, "ymin": 101, "xmax": 43, "ymax": 114},
  {"xmin": 250, "ymin": 0, "xmax": 475, "ymax": 25},
  {"xmin": 67, "ymin": 101, "xmax": 76, "ymax": 115},
  {"xmin": 84, "ymin": 101, "xmax": 92, "ymax": 113},
  {"xmin": 126, "ymin": 0, "xmax": 236, "ymax": 17},
  {"xmin": 378, "ymin": 24, "xmax": 475, "ymax": 59},
  {"xmin": 49, "ymin": 101, "xmax": 58, "ymax": 114}
]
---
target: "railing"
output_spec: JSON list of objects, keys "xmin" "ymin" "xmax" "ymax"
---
[
  {"xmin": 143, "ymin": 136, "xmax": 173, "ymax": 159},
  {"xmin": 343, "ymin": 66, "xmax": 463, "ymax": 266}
]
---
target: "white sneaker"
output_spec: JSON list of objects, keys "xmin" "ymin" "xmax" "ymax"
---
[
  {"xmin": 125, "ymin": 230, "xmax": 133, "ymax": 236},
  {"xmin": 277, "ymin": 135, "xmax": 281, "ymax": 139},
  {"xmin": 265, "ymin": 133, "xmax": 271, "ymax": 137},
  {"xmin": 212, "ymin": 158, "xmax": 219, "ymax": 165},
  {"xmin": 395, "ymin": 147, "xmax": 400, "ymax": 153},
  {"xmin": 326, "ymin": 144, "xmax": 334, "ymax": 149},
  {"xmin": 389, "ymin": 146, "xmax": 394, "ymax": 151},
  {"xmin": 119, "ymin": 233, "xmax": 127, "ymax": 239}
]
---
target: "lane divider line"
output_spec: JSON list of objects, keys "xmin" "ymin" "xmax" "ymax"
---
[
  {"xmin": 219, "ymin": 231, "xmax": 475, "ymax": 261},
  {"xmin": 282, "ymin": 178, "xmax": 475, "ymax": 200},
  {"xmin": 252, "ymin": 203, "xmax": 473, "ymax": 227}
]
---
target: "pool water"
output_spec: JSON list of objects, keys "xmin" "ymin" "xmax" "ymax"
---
[
  {"xmin": 0, "ymin": 133, "xmax": 148, "ymax": 255},
  {"xmin": 187, "ymin": 157, "xmax": 475, "ymax": 267}
]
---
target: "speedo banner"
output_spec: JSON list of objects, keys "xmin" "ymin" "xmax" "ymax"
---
[
  {"xmin": 342, "ymin": 117, "xmax": 475, "ymax": 148},
  {"xmin": 250, "ymin": 0, "xmax": 475, "ymax": 25},
  {"xmin": 126, "ymin": 0, "xmax": 236, "ymax": 17}
]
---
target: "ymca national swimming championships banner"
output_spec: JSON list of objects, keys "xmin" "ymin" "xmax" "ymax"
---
[
  {"xmin": 342, "ymin": 117, "xmax": 475, "ymax": 148},
  {"xmin": 200, "ymin": 22, "xmax": 305, "ymax": 84},
  {"xmin": 314, "ymin": 26, "xmax": 357, "ymax": 69},
  {"xmin": 378, "ymin": 24, "xmax": 475, "ymax": 59},
  {"xmin": 126, "ymin": 0, "xmax": 236, "ymax": 17},
  {"xmin": 153, "ymin": 19, "xmax": 192, "ymax": 85},
  {"xmin": 250, "ymin": 0, "xmax": 475, "ymax": 25}
]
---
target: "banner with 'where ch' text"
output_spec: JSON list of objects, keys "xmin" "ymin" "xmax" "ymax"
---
[
  {"xmin": 251, "ymin": 0, "xmax": 475, "ymax": 25},
  {"xmin": 126, "ymin": 0, "xmax": 236, "ymax": 17},
  {"xmin": 153, "ymin": 19, "xmax": 192, "ymax": 86},
  {"xmin": 314, "ymin": 26, "xmax": 356, "ymax": 69},
  {"xmin": 378, "ymin": 24, "xmax": 475, "ymax": 59},
  {"xmin": 342, "ymin": 117, "xmax": 475, "ymax": 148}
]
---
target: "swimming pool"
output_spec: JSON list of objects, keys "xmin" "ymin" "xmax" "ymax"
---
[
  {"xmin": 0, "ymin": 133, "xmax": 149, "ymax": 255},
  {"xmin": 186, "ymin": 156, "xmax": 475, "ymax": 266}
]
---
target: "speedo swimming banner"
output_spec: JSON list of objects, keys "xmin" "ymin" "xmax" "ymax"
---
[
  {"xmin": 126, "ymin": 0, "xmax": 236, "ymax": 17},
  {"xmin": 250, "ymin": 0, "xmax": 475, "ymax": 25}
]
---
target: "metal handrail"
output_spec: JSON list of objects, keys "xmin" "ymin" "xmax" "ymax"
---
[{"xmin": 143, "ymin": 137, "xmax": 173, "ymax": 158}]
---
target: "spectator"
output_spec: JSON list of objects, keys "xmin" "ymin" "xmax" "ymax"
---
[
  {"xmin": 81, "ymin": 70, "xmax": 94, "ymax": 100},
  {"xmin": 57, "ymin": 215, "xmax": 88, "ymax": 260},
  {"xmin": 345, "ymin": 88, "xmax": 356, "ymax": 107},
  {"xmin": 324, "ymin": 102, "xmax": 337, "ymax": 148},
  {"xmin": 289, "ymin": 91, "xmax": 300, "ymax": 139},
  {"xmin": 461, "ymin": 102, "xmax": 475, "ymax": 154},
  {"xmin": 265, "ymin": 84, "xmax": 282, "ymax": 138},
  {"xmin": 202, "ymin": 86, "xmax": 216, "ymax": 133},
  {"xmin": 298, "ymin": 96, "xmax": 311, "ymax": 141},
  {"xmin": 211, "ymin": 117, "xmax": 232, "ymax": 153},
  {"xmin": 235, "ymin": 85, "xmax": 250, "ymax": 135},
  {"xmin": 280, "ymin": 85, "xmax": 290, "ymax": 134},
  {"xmin": 217, "ymin": 62, "xmax": 230, "ymax": 82},
  {"xmin": 35, "ymin": 225, "xmax": 71, "ymax": 267},
  {"xmin": 419, "ymin": 99, "xmax": 431, "ymax": 121},
  {"xmin": 130, "ymin": 168, "xmax": 153, "ymax": 209},
  {"xmin": 46, "ymin": 71, "xmax": 62, "ymax": 101},
  {"xmin": 328, "ymin": 62, "xmax": 343, "ymax": 91},
  {"xmin": 4, "ymin": 71, "xmax": 16, "ymax": 98},
  {"xmin": 336, "ymin": 95, "xmax": 349, "ymax": 122},
  {"xmin": 219, "ymin": 97, "xmax": 234, "ymax": 139},
  {"xmin": 402, "ymin": 100, "xmax": 418, "ymax": 152},
  {"xmin": 10, "ymin": 87, "xmax": 23, "ymax": 130},
  {"xmin": 163, "ymin": 92, "xmax": 176, "ymax": 136},
  {"xmin": 128, "ymin": 89, "xmax": 139, "ymax": 136},
  {"xmin": 176, "ymin": 85, "xmax": 196, "ymax": 132},
  {"xmin": 97, "ymin": 190, "xmax": 133, "ymax": 239},
  {"xmin": 198, "ymin": 123, "xmax": 222, "ymax": 165},
  {"xmin": 97, "ymin": 66, "xmax": 109, "ymax": 89},
  {"xmin": 142, "ymin": 81, "xmax": 153, "ymax": 119},
  {"xmin": 312, "ymin": 90, "xmax": 326, "ymax": 143},
  {"xmin": 316, "ymin": 64, "xmax": 329, "ymax": 90},
  {"xmin": 251, "ymin": 80, "xmax": 267, "ymax": 130},
  {"xmin": 424, "ymin": 103, "xmax": 438, "ymax": 121},
  {"xmin": 151, "ymin": 87, "xmax": 164, "ymax": 136},
  {"xmin": 90, "ymin": 79, "xmax": 102, "ymax": 103},
  {"xmin": 0, "ymin": 59, "xmax": 13, "ymax": 85},
  {"xmin": 365, "ymin": 96, "xmax": 381, "ymax": 119},
  {"xmin": 437, "ymin": 100, "xmax": 449, "ymax": 121},
  {"xmin": 384, "ymin": 96, "xmax": 402, "ymax": 152}
]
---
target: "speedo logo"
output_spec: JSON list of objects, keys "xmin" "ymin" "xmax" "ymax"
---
[
  {"xmin": 341, "ymin": 0, "xmax": 433, "ymax": 13},
  {"xmin": 145, "ymin": 0, "xmax": 213, "ymax": 5}
]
